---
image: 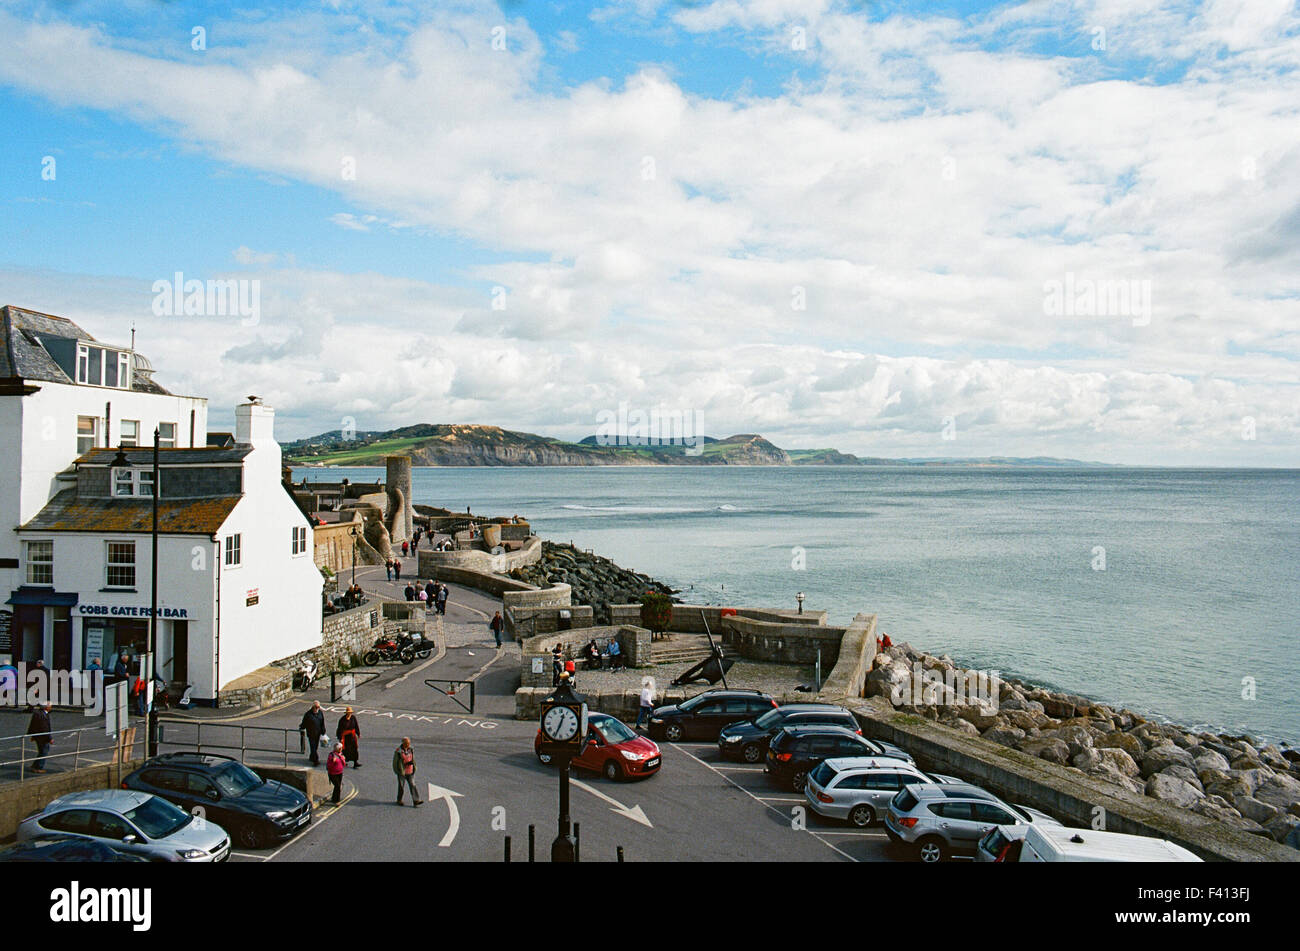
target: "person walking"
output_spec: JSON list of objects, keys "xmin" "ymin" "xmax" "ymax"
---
[
  {"xmin": 27, "ymin": 702, "xmax": 52, "ymax": 773},
  {"xmin": 113, "ymin": 652, "xmax": 131, "ymax": 685},
  {"xmin": 490, "ymin": 611, "xmax": 504, "ymax": 648},
  {"xmin": 326, "ymin": 743, "xmax": 346, "ymax": 804},
  {"xmin": 417, "ymin": 585, "xmax": 428, "ymax": 605},
  {"xmin": 404, "ymin": 583, "xmax": 416, "ymax": 602},
  {"xmin": 552, "ymin": 644, "xmax": 563, "ymax": 687},
  {"xmin": 637, "ymin": 678, "xmax": 657, "ymax": 730},
  {"xmin": 337, "ymin": 707, "xmax": 362, "ymax": 768},
  {"xmin": 424, "ymin": 580, "xmax": 436, "ymax": 603},
  {"xmin": 401, "ymin": 540, "xmax": 409, "ymax": 558},
  {"xmin": 385, "ymin": 559, "xmax": 394, "ymax": 581},
  {"xmin": 435, "ymin": 583, "xmax": 448, "ymax": 616},
  {"xmin": 300, "ymin": 701, "xmax": 326, "ymax": 766},
  {"xmin": 392, "ymin": 737, "xmax": 423, "ymax": 807},
  {"xmin": 394, "ymin": 559, "xmax": 402, "ymax": 581}
]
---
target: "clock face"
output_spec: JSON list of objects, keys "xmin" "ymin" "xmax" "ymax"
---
[{"xmin": 543, "ymin": 705, "xmax": 579, "ymax": 742}]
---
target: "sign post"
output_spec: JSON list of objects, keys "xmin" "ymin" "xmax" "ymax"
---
[{"xmin": 538, "ymin": 675, "xmax": 587, "ymax": 862}]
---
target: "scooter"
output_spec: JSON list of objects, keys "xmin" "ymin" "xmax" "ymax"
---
[{"xmin": 293, "ymin": 656, "xmax": 318, "ymax": 691}]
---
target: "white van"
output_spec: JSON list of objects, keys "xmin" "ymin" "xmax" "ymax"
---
[{"xmin": 977, "ymin": 823, "xmax": 1202, "ymax": 862}]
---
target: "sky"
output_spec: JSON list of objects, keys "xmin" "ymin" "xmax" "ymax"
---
[{"xmin": 0, "ymin": 0, "xmax": 1297, "ymax": 465}]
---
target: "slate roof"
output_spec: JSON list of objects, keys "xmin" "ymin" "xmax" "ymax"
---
[
  {"xmin": 78, "ymin": 447, "xmax": 253, "ymax": 466},
  {"xmin": 0, "ymin": 305, "xmax": 174, "ymax": 395},
  {"xmin": 19, "ymin": 488, "xmax": 240, "ymax": 535}
]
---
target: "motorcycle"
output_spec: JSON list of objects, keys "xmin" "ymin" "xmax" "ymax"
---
[
  {"xmin": 293, "ymin": 655, "xmax": 318, "ymax": 691},
  {"xmin": 398, "ymin": 631, "xmax": 434, "ymax": 660},
  {"xmin": 363, "ymin": 635, "xmax": 414, "ymax": 666}
]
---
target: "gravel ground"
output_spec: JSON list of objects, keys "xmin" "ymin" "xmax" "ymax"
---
[{"xmin": 566, "ymin": 659, "xmax": 819, "ymax": 696}]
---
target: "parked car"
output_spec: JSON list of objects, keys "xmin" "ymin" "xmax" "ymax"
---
[
  {"xmin": 535, "ymin": 712, "xmax": 662, "ymax": 780},
  {"xmin": 0, "ymin": 834, "xmax": 153, "ymax": 862},
  {"xmin": 804, "ymin": 757, "xmax": 962, "ymax": 826},
  {"xmin": 123, "ymin": 752, "xmax": 311, "ymax": 849},
  {"xmin": 17, "ymin": 789, "xmax": 230, "ymax": 862},
  {"xmin": 976, "ymin": 823, "xmax": 1202, "ymax": 862},
  {"xmin": 884, "ymin": 782, "xmax": 1062, "ymax": 862},
  {"xmin": 718, "ymin": 703, "xmax": 861, "ymax": 763},
  {"xmin": 766, "ymin": 726, "xmax": 913, "ymax": 791},
  {"xmin": 646, "ymin": 689, "xmax": 778, "ymax": 742}
]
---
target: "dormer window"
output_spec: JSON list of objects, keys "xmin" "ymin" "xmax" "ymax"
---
[
  {"xmin": 75, "ymin": 343, "xmax": 130, "ymax": 389},
  {"xmin": 113, "ymin": 467, "xmax": 155, "ymax": 497}
]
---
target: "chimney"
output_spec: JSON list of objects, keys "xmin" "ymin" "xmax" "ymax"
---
[{"xmin": 235, "ymin": 399, "xmax": 275, "ymax": 447}]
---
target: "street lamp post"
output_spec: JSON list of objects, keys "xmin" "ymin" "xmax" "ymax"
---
[
  {"xmin": 796, "ymin": 591, "xmax": 805, "ymax": 615},
  {"xmin": 148, "ymin": 428, "xmax": 159, "ymax": 756},
  {"xmin": 349, "ymin": 525, "xmax": 359, "ymax": 588},
  {"xmin": 538, "ymin": 676, "xmax": 586, "ymax": 862}
]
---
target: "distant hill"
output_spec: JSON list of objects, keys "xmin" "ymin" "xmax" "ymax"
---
[{"xmin": 283, "ymin": 424, "xmax": 1115, "ymax": 468}]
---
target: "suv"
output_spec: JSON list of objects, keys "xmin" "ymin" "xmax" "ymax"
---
[
  {"xmin": 646, "ymin": 689, "xmax": 778, "ymax": 742},
  {"xmin": 805, "ymin": 757, "xmax": 961, "ymax": 827},
  {"xmin": 765, "ymin": 726, "xmax": 912, "ymax": 791},
  {"xmin": 124, "ymin": 752, "xmax": 312, "ymax": 849},
  {"xmin": 718, "ymin": 703, "xmax": 861, "ymax": 763},
  {"xmin": 883, "ymin": 782, "xmax": 1062, "ymax": 862}
]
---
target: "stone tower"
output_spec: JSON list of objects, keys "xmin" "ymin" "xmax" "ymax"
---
[{"xmin": 385, "ymin": 454, "xmax": 413, "ymax": 545}]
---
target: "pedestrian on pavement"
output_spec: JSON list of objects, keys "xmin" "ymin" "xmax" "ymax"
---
[
  {"xmin": 87, "ymin": 657, "xmax": 102, "ymax": 673},
  {"xmin": 404, "ymin": 583, "xmax": 416, "ymax": 602},
  {"xmin": 394, "ymin": 559, "xmax": 402, "ymax": 581},
  {"xmin": 424, "ymin": 580, "xmax": 436, "ymax": 603},
  {"xmin": 113, "ymin": 652, "xmax": 131, "ymax": 685},
  {"xmin": 401, "ymin": 540, "xmax": 409, "ymax": 558},
  {"xmin": 300, "ymin": 701, "xmax": 326, "ymax": 766},
  {"xmin": 564, "ymin": 659, "xmax": 577, "ymax": 688},
  {"xmin": 392, "ymin": 737, "xmax": 423, "ymax": 807},
  {"xmin": 385, "ymin": 559, "xmax": 394, "ymax": 581},
  {"xmin": 27, "ymin": 702, "xmax": 52, "ymax": 773},
  {"xmin": 637, "ymin": 678, "xmax": 657, "ymax": 730},
  {"xmin": 417, "ymin": 585, "xmax": 428, "ymax": 604},
  {"xmin": 337, "ymin": 707, "xmax": 362, "ymax": 768},
  {"xmin": 490, "ymin": 611, "xmax": 504, "ymax": 648},
  {"xmin": 326, "ymin": 743, "xmax": 346, "ymax": 803},
  {"xmin": 435, "ymin": 583, "xmax": 448, "ymax": 616},
  {"xmin": 552, "ymin": 644, "xmax": 563, "ymax": 687}
]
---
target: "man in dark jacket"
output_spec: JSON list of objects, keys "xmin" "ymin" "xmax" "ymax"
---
[
  {"xmin": 27, "ymin": 703, "xmax": 52, "ymax": 773},
  {"xmin": 299, "ymin": 701, "xmax": 326, "ymax": 766},
  {"xmin": 113, "ymin": 652, "xmax": 131, "ymax": 684}
]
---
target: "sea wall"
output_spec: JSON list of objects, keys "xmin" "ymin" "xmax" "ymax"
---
[{"xmin": 518, "ymin": 625, "xmax": 651, "ymax": 689}]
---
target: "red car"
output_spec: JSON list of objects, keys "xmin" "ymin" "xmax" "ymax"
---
[{"xmin": 534, "ymin": 712, "xmax": 662, "ymax": 781}]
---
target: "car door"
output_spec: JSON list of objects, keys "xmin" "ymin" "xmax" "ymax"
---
[
  {"xmin": 184, "ymin": 773, "xmax": 228, "ymax": 828},
  {"xmin": 969, "ymin": 803, "xmax": 1018, "ymax": 846},
  {"xmin": 88, "ymin": 810, "xmax": 147, "ymax": 856},
  {"xmin": 716, "ymin": 698, "xmax": 753, "ymax": 735},
  {"xmin": 685, "ymin": 698, "xmax": 720, "ymax": 739},
  {"xmin": 576, "ymin": 725, "xmax": 606, "ymax": 771},
  {"xmin": 38, "ymin": 808, "xmax": 95, "ymax": 841},
  {"xmin": 805, "ymin": 735, "xmax": 839, "ymax": 770},
  {"xmin": 863, "ymin": 772, "xmax": 906, "ymax": 810},
  {"xmin": 930, "ymin": 801, "xmax": 975, "ymax": 845}
]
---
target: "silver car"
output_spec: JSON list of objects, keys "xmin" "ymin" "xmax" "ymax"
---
[
  {"xmin": 804, "ymin": 757, "xmax": 963, "ymax": 827},
  {"xmin": 883, "ymin": 782, "xmax": 1062, "ymax": 863},
  {"xmin": 18, "ymin": 789, "xmax": 230, "ymax": 862}
]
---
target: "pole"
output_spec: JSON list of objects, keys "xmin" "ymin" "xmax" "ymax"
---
[
  {"xmin": 574, "ymin": 821, "xmax": 581, "ymax": 863},
  {"xmin": 148, "ymin": 428, "xmax": 159, "ymax": 757},
  {"xmin": 528, "ymin": 824, "xmax": 535, "ymax": 862},
  {"xmin": 504, "ymin": 836, "xmax": 511, "ymax": 863},
  {"xmin": 617, "ymin": 846, "xmax": 625, "ymax": 863},
  {"xmin": 551, "ymin": 756, "xmax": 576, "ymax": 862}
]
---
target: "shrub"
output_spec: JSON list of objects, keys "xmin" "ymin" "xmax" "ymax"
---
[{"xmin": 639, "ymin": 591, "xmax": 673, "ymax": 635}]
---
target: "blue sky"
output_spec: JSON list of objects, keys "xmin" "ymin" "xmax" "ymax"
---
[{"xmin": 0, "ymin": 0, "xmax": 1297, "ymax": 463}]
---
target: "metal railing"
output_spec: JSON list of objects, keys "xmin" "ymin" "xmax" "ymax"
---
[
  {"xmin": 155, "ymin": 718, "xmax": 305, "ymax": 767},
  {"xmin": 0, "ymin": 724, "xmax": 141, "ymax": 783}
]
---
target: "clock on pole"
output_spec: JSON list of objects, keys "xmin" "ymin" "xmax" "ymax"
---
[{"xmin": 538, "ymin": 673, "xmax": 587, "ymax": 861}]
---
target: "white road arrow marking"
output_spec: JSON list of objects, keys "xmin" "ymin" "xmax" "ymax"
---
[
  {"xmin": 426, "ymin": 782, "xmax": 465, "ymax": 847},
  {"xmin": 570, "ymin": 777, "xmax": 653, "ymax": 828}
]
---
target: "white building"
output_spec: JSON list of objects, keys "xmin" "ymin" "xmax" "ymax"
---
[{"xmin": 1, "ymin": 306, "xmax": 322, "ymax": 703}]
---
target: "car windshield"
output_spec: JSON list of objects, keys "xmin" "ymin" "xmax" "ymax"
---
[
  {"xmin": 214, "ymin": 763, "xmax": 264, "ymax": 798},
  {"xmin": 892, "ymin": 788, "xmax": 919, "ymax": 812},
  {"xmin": 810, "ymin": 762, "xmax": 837, "ymax": 788},
  {"xmin": 1008, "ymin": 804, "xmax": 1033, "ymax": 823},
  {"xmin": 753, "ymin": 709, "xmax": 783, "ymax": 730},
  {"xmin": 678, "ymin": 694, "xmax": 707, "ymax": 711},
  {"xmin": 597, "ymin": 719, "xmax": 637, "ymax": 744},
  {"xmin": 124, "ymin": 797, "xmax": 190, "ymax": 839}
]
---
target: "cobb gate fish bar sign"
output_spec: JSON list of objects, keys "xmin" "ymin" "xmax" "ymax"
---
[{"xmin": 78, "ymin": 604, "xmax": 190, "ymax": 618}]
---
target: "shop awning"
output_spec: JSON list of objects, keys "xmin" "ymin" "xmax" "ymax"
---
[{"xmin": 5, "ymin": 587, "xmax": 79, "ymax": 607}]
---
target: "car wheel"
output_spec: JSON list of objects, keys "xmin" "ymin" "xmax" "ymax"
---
[
  {"xmin": 603, "ymin": 760, "xmax": 621, "ymax": 781},
  {"xmin": 236, "ymin": 823, "xmax": 265, "ymax": 850},
  {"xmin": 790, "ymin": 770, "xmax": 808, "ymax": 792},
  {"xmin": 664, "ymin": 724, "xmax": 684, "ymax": 742},
  {"xmin": 362, "ymin": 650, "xmax": 380, "ymax": 667},
  {"xmin": 742, "ymin": 743, "xmax": 763, "ymax": 763},
  {"xmin": 537, "ymin": 752, "xmax": 553, "ymax": 766},
  {"xmin": 848, "ymin": 804, "xmax": 876, "ymax": 828},
  {"xmin": 916, "ymin": 836, "xmax": 947, "ymax": 863}
]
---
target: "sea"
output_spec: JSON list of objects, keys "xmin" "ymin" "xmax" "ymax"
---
[{"xmin": 294, "ymin": 465, "xmax": 1300, "ymax": 745}]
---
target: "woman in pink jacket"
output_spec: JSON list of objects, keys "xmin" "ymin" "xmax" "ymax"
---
[{"xmin": 326, "ymin": 743, "xmax": 346, "ymax": 804}]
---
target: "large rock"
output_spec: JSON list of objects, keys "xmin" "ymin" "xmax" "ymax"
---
[
  {"xmin": 1233, "ymin": 796, "xmax": 1280, "ymax": 825},
  {"xmin": 865, "ymin": 662, "xmax": 912, "ymax": 701},
  {"xmin": 1072, "ymin": 748, "xmax": 1103, "ymax": 771},
  {"xmin": 999, "ymin": 693, "xmax": 1045, "ymax": 714},
  {"xmin": 1140, "ymin": 743, "xmax": 1194, "ymax": 778},
  {"xmin": 939, "ymin": 717, "xmax": 981, "ymax": 737},
  {"xmin": 1146, "ymin": 773, "xmax": 1205, "ymax": 808},
  {"xmin": 1019, "ymin": 737, "xmax": 1071, "ymax": 765},
  {"xmin": 1253, "ymin": 774, "xmax": 1300, "ymax": 812},
  {"xmin": 1260, "ymin": 746, "xmax": 1291, "ymax": 771},
  {"xmin": 1190, "ymin": 748, "xmax": 1231, "ymax": 774},
  {"xmin": 1003, "ymin": 710, "xmax": 1052, "ymax": 732},
  {"xmin": 956, "ymin": 702, "xmax": 1003, "ymax": 732},
  {"xmin": 983, "ymin": 727, "xmax": 1027, "ymax": 748},
  {"xmin": 1085, "ymin": 764, "xmax": 1147, "ymax": 797},
  {"xmin": 1096, "ymin": 731, "xmax": 1145, "ymax": 760},
  {"xmin": 1263, "ymin": 813, "xmax": 1300, "ymax": 845},
  {"xmin": 1097, "ymin": 748, "xmax": 1141, "ymax": 778},
  {"xmin": 1160, "ymin": 764, "xmax": 1204, "ymax": 790},
  {"xmin": 1205, "ymin": 774, "xmax": 1255, "ymax": 803}
]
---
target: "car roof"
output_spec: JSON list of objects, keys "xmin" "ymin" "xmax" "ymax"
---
[
  {"xmin": 778, "ymin": 725, "xmax": 864, "ymax": 738},
  {"xmin": 901, "ymin": 782, "xmax": 999, "ymax": 801},
  {"xmin": 49, "ymin": 789, "xmax": 153, "ymax": 811},
  {"xmin": 1023, "ymin": 824, "xmax": 1203, "ymax": 861},
  {"xmin": 691, "ymin": 688, "xmax": 770, "ymax": 698},
  {"xmin": 775, "ymin": 704, "xmax": 850, "ymax": 714},
  {"xmin": 143, "ymin": 751, "xmax": 239, "ymax": 770},
  {"xmin": 822, "ymin": 756, "xmax": 918, "ymax": 773}
]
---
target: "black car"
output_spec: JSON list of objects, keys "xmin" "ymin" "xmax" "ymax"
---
[
  {"xmin": 123, "ymin": 752, "xmax": 312, "ymax": 849},
  {"xmin": 0, "ymin": 834, "xmax": 152, "ymax": 862},
  {"xmin": 718, "ymin": 703, "xmax": 861, "ymax": 763},
  {"xmin": 765, "ymin": 726, "xmax": 913, "ymax": 791},
  {"xmin": 646, "ymin": 689, "xmax": 778, "ymax": 742}
]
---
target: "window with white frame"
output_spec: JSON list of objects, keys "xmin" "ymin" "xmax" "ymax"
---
[
  {"xmin": 105, "ymin": 541, "xmax": 136, "ymax": 588},
  {"xmin": 157, "ymin": 422, "xmax": 177, "ymax": 448},
  {"xmin": 25, "ymin": 540, "xmax": 53, "ymax": 585},
  {"xmin": 112, "ymin": 468, "xmax": 154, "ymax": 497},
  {"xmin": 224, "ymin": 533, "xmax": 242, "ymax": 567},
  {"xmin": 77, "ymin": 416, "xmax": 98, "ymax": 455},
  {"xmin": 75, "ymin": 343, "xmax": 130, "ymax": 389},
  {"xmin": 120, "ymin": 420, "xmax": 139, "ymax": 447},
  {"xmin": 292, "ymin": 525, "xmax": 308, "ymax": 555}
]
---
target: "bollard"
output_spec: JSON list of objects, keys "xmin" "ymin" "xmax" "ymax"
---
[
  {"xmin": 504, "ymin": 836, "xmax": 511, "ymax": 863},
  {"xmin": 528, "ymin": 824, "xmax": 535, "ymax": 862},
  {"xmin": 574, "ymin": 822, "xmax": 581, "ymax": 863},
  {"xmin": 617, "ymin": 846, "xmax": 625, "ymax": 863}
]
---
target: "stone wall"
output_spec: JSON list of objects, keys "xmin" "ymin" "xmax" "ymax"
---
[
  {"xmin": 318, "ymin": 601, "xmax": 385, "ymax": 672},
  {"xmin": 426, "ymin": 564, "xmax": 540, "ymax": 598},
  {"xmin": 505, "ymin": 604, "xmax": 594, "ymax": 638},
  {"xmin": 519, "ymin": 625, "xmax": 650, "ymax": 688},
  {"xmin": 418, "ymin": 533, "xmax": 542, "ymax": 576},
  {"xmin": 719, "ymin": 614, "xmax": 846, "ymax": 666},
  {"xmin": 608, "ymin": 602, "xmax": 829, "ymax": 634},
  {"xmin": 816, "ymin": 613, "xmax": 878, "ymax": 702},
  {"xmin": 313, "ymin": 517, "xmax": 361, "ymax": 575},
  {"xmin": 219, "ymin": 667, "xmax": 293, "ymax": 708}
]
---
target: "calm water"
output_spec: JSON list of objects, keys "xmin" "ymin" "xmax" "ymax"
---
[{"xmin": 297, "ymin": 466, "xmax": 1300, "ymax": 744}]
